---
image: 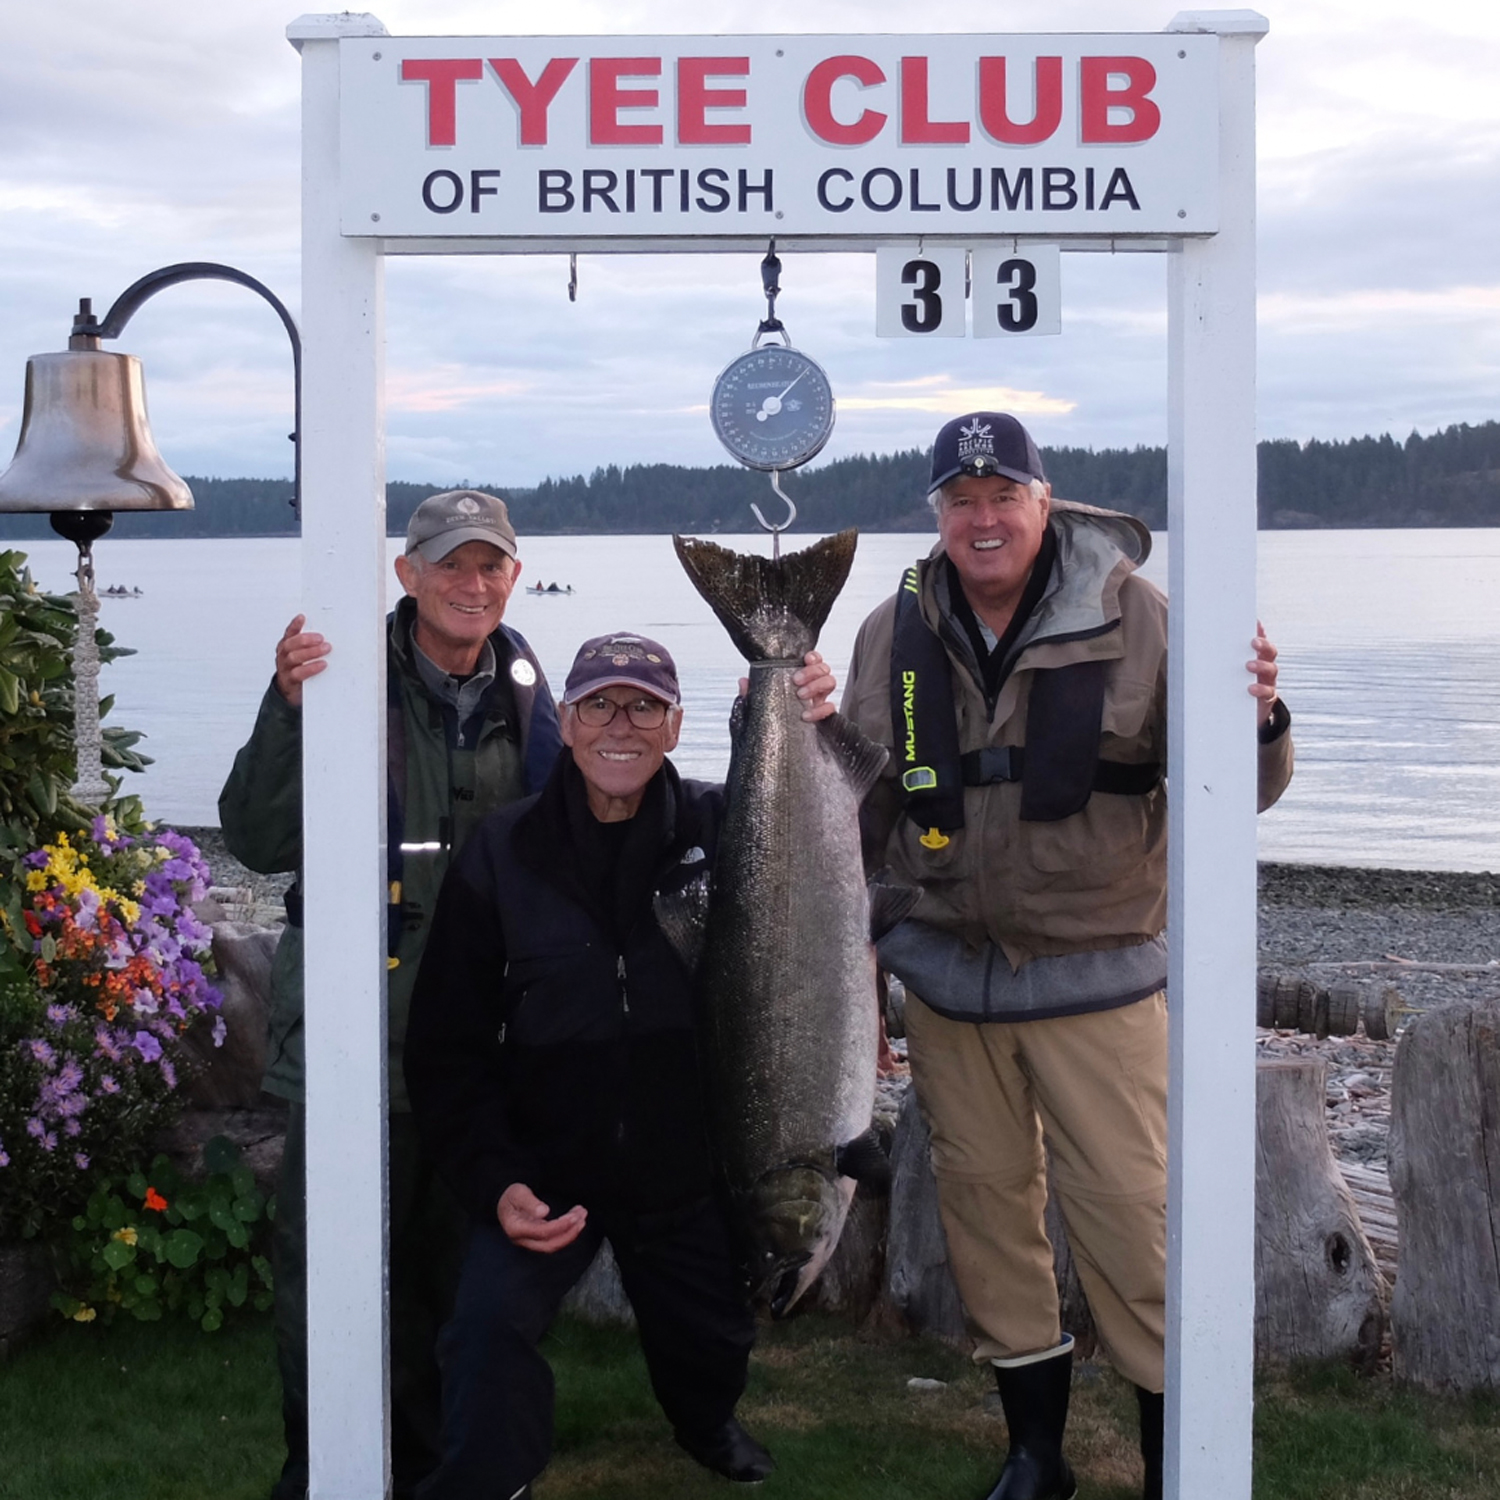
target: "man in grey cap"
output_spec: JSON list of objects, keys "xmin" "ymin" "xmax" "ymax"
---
[{"xmin": 220, "ymin": 490, "xmax": 564, "ymax": 1500}]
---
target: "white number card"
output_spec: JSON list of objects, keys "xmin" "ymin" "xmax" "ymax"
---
[{"xmin": 875, "ymin": 243, "xmax": 1060, "ymax": 337}]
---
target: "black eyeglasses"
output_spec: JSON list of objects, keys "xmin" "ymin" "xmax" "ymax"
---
[{"xmin": 573, "ymin": 694, "xmax": 670, "ymax": 729}]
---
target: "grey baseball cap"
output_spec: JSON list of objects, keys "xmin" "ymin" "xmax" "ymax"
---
[{"xmin": 406, "ymin": 489, "xmax": 518, "ymax": 562}]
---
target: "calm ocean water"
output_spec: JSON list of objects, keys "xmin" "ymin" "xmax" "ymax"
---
[{"xmin": 12, "ymin": 528, "xmax": 1500, "ymax": 873}]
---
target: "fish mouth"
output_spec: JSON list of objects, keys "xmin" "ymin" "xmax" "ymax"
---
[
  {"xmin": 739, "ymin": 1164, "xmax": 851, "ymax": 1317},
  {"xmin": 766, "ymin": 1253, "xmax": 814, "ymax": 1320}
]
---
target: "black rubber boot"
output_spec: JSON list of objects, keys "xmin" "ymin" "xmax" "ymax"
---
[
  {"xmin": 983, "ymin": 1338, "xmax": 1077, "ymax": 1500},
  {"xmin": 1136, "ymin": 1387, "xmax": 1163, "ymax": 1500}
]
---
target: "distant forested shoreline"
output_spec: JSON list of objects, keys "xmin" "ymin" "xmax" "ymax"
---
[{"xmin": 1, "ymin": 419, "xmax": 1495, "ymax": 540}]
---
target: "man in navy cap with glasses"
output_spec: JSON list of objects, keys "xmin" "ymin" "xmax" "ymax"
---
[
  {"xmin": 842, "ymin": 413, "xmax": 1292, "ymax": 1500},
  {"xmin": 405, "ymin": 631, "xmax": 835, "ymax": 1499}
]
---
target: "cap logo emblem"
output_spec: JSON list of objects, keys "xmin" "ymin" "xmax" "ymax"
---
[
  {"xmin": 455, "ymin": 496, "xmax": 482, "ymax": 515},
  {"xmin": 957, "ymin": 418, "xmax": 996, "ymax": 460},
  {"xmin": 612, "ymin": 654, "xmax": 631, "ymax": 666}
]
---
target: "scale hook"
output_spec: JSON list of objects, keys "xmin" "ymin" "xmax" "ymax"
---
[{"xmin": 750, "ymin": 470, "xmax": 797, "ymax": 558}]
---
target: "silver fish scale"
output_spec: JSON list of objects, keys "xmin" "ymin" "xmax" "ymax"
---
[{"xmin": 699, "ymin": 665, "xmax": 878, "ymax": 1195}]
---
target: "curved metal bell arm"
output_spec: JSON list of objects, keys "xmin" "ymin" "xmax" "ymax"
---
[{"xmin": 70, "ymin": 262, "xmax": 303, "ymax": 516}]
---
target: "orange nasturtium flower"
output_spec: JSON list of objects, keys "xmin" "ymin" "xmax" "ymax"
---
[{"xmin": 144, "ymin": 1187, "xmax": 169, "ymax": 1212}]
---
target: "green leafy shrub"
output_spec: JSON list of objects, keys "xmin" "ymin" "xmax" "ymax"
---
[
  {"xmin": 0, "ymin": 548, "xmax": 150, "ymax": 863},
  {"xmin": 51, "ymin": 1137, "xmax": 274, "ymax": 1332}
]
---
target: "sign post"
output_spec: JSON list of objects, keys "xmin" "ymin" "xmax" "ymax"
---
[{"xmin": 287, "ymin": 12, "xmax": 1265, "ymax": 1496}]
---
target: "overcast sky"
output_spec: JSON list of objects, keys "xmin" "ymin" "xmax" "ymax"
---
[{"xmin": 1, "ymin": 1, "xmax": 1495, "ymax": 491}]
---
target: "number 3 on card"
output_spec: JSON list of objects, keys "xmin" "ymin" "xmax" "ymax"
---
[
  {"xmin": 875, "ymin": 244, "xmax": 1060, "ymax": 338},
  {"xmin": 971, "ymin": 245, "xmax": 1060, "ymax": 338},
  {"xmin": 875, "ymin": 247, "xmax": 967, "ymax": 338}
]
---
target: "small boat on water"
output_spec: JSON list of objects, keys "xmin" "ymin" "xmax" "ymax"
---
[
  {"xmin": 526, "ymin": 582, "xmax": 573, "ymax": 595},
  {"xmin": 100, "ymin": 585, "xmax": 144, "ymax": 598}
]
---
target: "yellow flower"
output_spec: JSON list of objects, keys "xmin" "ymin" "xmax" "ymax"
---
[
  {"xmin": 73, "ymin": 1306, "xmax": 97, "ymax": 1323},
  {"xmin": 112, "ymin": 1226, "xmax": 138, "ymax": 1246},
  {"xmin": 25, "ymin": 870, "xmax": 45, "ymax": 892}
]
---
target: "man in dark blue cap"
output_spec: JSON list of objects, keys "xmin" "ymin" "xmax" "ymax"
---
[{"xmin": 842, "ymin": 413, "xmax": 1292, "ymax": 1500}]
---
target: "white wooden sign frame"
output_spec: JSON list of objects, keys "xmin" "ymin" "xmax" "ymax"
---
[{"xmin": 286, "ymin": 11, "xmax": 1268, "ymax": 1498}]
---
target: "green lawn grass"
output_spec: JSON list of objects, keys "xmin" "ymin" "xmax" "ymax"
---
[{"xmin": 2, "ymin": 1310, "xmax": 1497, "ymax": 1499}]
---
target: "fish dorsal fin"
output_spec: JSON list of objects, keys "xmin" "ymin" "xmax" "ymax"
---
[
  {"xmin": 673, "ymin": 530, "xmax": 858, "ymax": 661},
  {"xmin": 868, "ymin": 874, "xmax": 922, "ymax": 942},
  {"xmin": 653, "ymin": 870, "xmax": 711, "ymax": 975},
  {"xmin": 834, "ymin": 1126, "xmax": 892, "ymax": 1194},
  {"xmin": 815, "ymin": 710, "xmax": 888, "ymax": 802}
]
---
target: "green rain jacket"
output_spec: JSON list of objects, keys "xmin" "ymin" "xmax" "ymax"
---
[{"xmin": 217, "ymin": 597, "xmax": 562, "ymax": 1110}]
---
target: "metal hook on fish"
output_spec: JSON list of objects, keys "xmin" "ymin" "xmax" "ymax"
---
[{"xmin": 750, "ymin": 470, "xmax": 797, "ymax": 559}]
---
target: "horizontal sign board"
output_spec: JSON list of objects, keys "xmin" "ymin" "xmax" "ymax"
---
[{"xmin": 338, "ymin": 34, "xmax": 1219, "ymax": 241}]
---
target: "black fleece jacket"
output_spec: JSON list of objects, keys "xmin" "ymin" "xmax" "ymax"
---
[{"xmin": 404, "ymin": 755, "xmax": 724, "ymax": 1223}]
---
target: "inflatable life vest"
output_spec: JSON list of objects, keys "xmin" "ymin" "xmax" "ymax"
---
[{"xmin": 887, "ymin": 564, "xmax": 1161, "ymax": 847}]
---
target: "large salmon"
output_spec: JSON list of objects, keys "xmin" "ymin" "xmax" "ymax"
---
[{"xmin": 662, "ymin": 530, "xmax": 916, "ymax": 1316}]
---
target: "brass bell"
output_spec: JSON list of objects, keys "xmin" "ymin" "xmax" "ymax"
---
[{"xmin": 0, "ymin": 346, "xmax": 192, "ymax": 515}]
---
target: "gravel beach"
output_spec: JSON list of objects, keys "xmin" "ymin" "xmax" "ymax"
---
[{"xmin": 181, "ymin": 824, "xmax": 1500, "ymax": 1177}]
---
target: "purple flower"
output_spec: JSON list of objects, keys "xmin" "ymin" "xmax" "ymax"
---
[
  {"xmin": 159, "ymin": 1058, "xmax": 177, "ymax": 1090},
  {"xmin": 212, "ymin": 1015, "xmax": 227, "ymax": 1049},
  {"xmin": 100, "ymin": 1075, "xmax": 120, "ymax": 1094},
  {"xmin": 0, "ymin": 1144, "xmax": 9, "ymax": 1167},
  {"xmin": 41, "ymin": 1131, "xmax": 57, "ymax": 1152},
  {"xmin": 74, "ymin": 1152, "xmax": 89, "ymax": 1170},
  {"xmin": 22, "ymin": 850, "xmax": 48, "ymax": 870},
  {"xmin": 25, "ymin": 1117, "xmax": 44, "ymax": 1139},
  {"xmin": 131, "ymin": 1031, "xmax": 162, "ymax": 1063},
  {"xmin": 45, "ymin": 1003, "xmax": 75, "ymax": 1027},
  {"xmin": 56, "ymin": 1059, "xmax": 84, "ymax": 1094},
  {"xmin": 94, "ymin": 1027, "xmax": 123, "ymax": 1061},
  {"xmin": 26, "ymin": 1038, "xmax": 55, "ymax": 1069},
  {"xmin": 63, "ymin": 1120, "xmax": 80, "ymax": 1139}
]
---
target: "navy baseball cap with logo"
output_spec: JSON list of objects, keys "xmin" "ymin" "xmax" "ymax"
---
[
  {"xmin": 406, "ymin": 489, "xmax": 518, "ymax": 562},
  {"xmin": 928, "ymin": 412, "xmax": 1047, "ymax": 494},
  {"xmin": 564, "ymin": 634, "xmax": 681, "ymax": 706}
]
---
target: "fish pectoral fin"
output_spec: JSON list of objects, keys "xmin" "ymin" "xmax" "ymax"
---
[
  {"xmin": 834, "ymin": 1126, "xmax": 892, "ymax": 1195},
  {"xmin": 868, "ymin": 872, "xmax": 922, "ymax": 942},
  {"xmin": 816, "ymin": 712, "xmax": 889, "ymax": 803},
  {"xmin": 653, "ymin": 871, "xmax": 711, "ymax": 974}
]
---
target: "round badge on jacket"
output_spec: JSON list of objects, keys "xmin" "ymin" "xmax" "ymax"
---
[{"xmin": 510, "ymin": 659, "xmax": 537, "ymax": 687}]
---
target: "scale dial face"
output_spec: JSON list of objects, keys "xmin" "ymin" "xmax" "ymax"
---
[{"xmin": 710, "ymin": 345, "xmax": 836, "ymax": 472}]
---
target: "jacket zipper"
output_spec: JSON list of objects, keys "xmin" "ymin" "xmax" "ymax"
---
[{"xmin": 617, "ymin": 955, "xmax": 629, "ymax": 1016}]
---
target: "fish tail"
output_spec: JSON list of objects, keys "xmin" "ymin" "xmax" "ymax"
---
[{"xmin": 673, "ymin": 530, "xmax": 858, "ymax": 661}]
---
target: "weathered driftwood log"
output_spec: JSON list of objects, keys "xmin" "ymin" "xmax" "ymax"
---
[
  {"xmin": 181, "ymin": 921, "xmax": 278, "ymax": 1108},
  {"xmin": 1390, "ymin": 995, "xmax": 1500, "ymax": 1390},
  {"xmin": 1255, "ymin": 1058, "xmax": 1387, "ymax": 1369},
  {"xmin": 1257, "ymin": 969, "xmax": 1401, "ymax": 1042},
  {"xmin": 562, "ymin": 1239, "xmax": 635, "ymax": 1326},
  {"xmin": 1338, "ymin": 1162, "xmax": 1398, "ymax": 1286},
  {"xmin": 883, "ymin": 1085, "xmax": 968, "ymax": 1344}
]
